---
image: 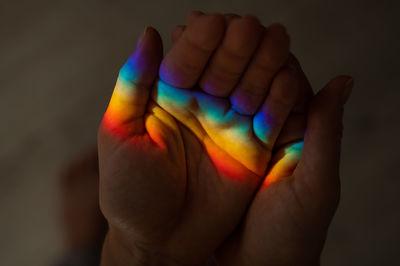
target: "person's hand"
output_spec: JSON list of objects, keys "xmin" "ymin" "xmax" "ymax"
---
[
  {"xmin": 98, "ymin": 11, "xmax": 300, "ymax": 265},
  {"xmin": 171, "ymin": 13, "xmax": 353, "ymax": 266},
  {"xmin": 169, "ymin": 13, "xmax": 353, "ymax": 266},
  {"xmin": 214, "ymin": 68, "xmax": 353, "ymax": 266}
]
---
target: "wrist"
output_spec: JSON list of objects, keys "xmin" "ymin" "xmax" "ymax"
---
[
  {"xmin": 100, "ymin": 227, "xmax": 186, "ymax": 266},
  {"xmin": 100, "ymin": 228, "xmax": 140, "ymax": 266}
]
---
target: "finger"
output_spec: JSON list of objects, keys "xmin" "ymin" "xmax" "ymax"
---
[
  {"xmin": 230, "ymin": 24, "xmax": 290, "ymax": 114},
  {"xmin": 171, "ymin": 25, "xmax": 185, "ymax": 43},
  {"xmin": 186, "ymin": 10, "xmax": 204, "ymax": 25},
  {"xmin": 224, "ymin": 13, "xmax": 240, "ymax": 24},
  {"xmin": 199, "ymin": 16, "xmax": 263, "ymax": 96},
  {"xmin": 102, "ymin": 27, "xmax": 163, "ymax": 137},
  {"xmin": 173, "ymin": 13, "xmax": 238, "ymax": 45},
  {"xmin": 159, "ymin": 14, "xmax": 225, "ymax": 88},
  {"xmin": 297, "ymin": 75, "xmax": 353, "ymax": 189},
  {"xmin": 263, "ymin": 56, "xmax": 313, "ymax": 186},
  {"xmin": 274, "ymin": 54, "xmax": 313, "ymax": 148},
  {"xmin": 263, "ymin": 141, "xmax": 304, "ymax": 186},
  {"xmin": 172, "ymin": 13, "xmax": 239, "ymax": 45},
  {"xmin": 253, "ymin": 66, "xmax": 301, "ymax": 150},
  {"xmin": 145, "ymin": 102, "xmax": 183, "ymax": 153}
]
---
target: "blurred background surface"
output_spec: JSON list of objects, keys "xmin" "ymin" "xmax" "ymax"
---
[{"xmin": 1, "ymin": 0, "xmax": 399, "ymax": 265}]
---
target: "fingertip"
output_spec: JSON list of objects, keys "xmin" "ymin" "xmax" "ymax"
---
[
  {"xmin": 241, "ymin": 14, "xmax": 261, "ymax": 27},
  {"xmin": 120, "ymin": 27, "xmax": 159, "ymax": 82},
  {"xmin": 319, "ymin": 75, "xmax": 354, "ymax": 105},
  {"xmin": 343, "ymin": 77, "xmax": 354, "ymax": 104},
  {"xmin": 267, "ymin": 23, "xmax": 291, "ymax": 49},
  {"xmin": 327, "ymin": 75, "xmax": 353, "ymax": 88},
  {"xmin": 186, "ymin": 10, "xmax": 204, "ymax": 25},
  {"xmin": 203, "ymin": 13, "xmax": 226, "ymax": 40},
  {"xmin": 223, "ymin": 13, "xmax": 240, "ymax": 24},
  {"xmin": 141, "ymin": 26, "xmax": 163, "ymax": 53},
  {"xmin": 268, "ymin": 23, "xmax": 288, "ymax": 35},
  {"xmin": 172, "ymin": 25, "xmax": 185, "ymax": 43},
  {"xmin": 104, "ymin": 26, "xmax": 163, "ymax": 137}
]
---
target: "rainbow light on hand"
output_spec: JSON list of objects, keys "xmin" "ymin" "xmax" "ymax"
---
[
  {"xmin": 102, "ymin": 47, "xmax": 150, "ymax": 137},
  {"xmin": 152, "ymin": 79, "xmax": 271, "ymax": 176},
  {"xmin": 102, "ymin": 48, "xmax": 303, "ymax": 182},
  {"xmin": 264, "ymin": 141, "xmax": 303, "ymax": 186}
]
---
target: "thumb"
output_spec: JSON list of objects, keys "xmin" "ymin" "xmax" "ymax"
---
[
  {"xmin": 101, "ymin": 26, "xmax": 163, "ymax": 137},
  {"xmin": 297, "ymin": 75, "xmax": 353, "ymax": 190}
]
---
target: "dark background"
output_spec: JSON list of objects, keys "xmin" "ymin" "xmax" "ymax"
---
[{"xmin": 1, "ymin": 0, "xmax": 399, "ymax": 265}]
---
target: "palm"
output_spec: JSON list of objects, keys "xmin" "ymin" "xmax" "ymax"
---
[
  {"xmin": 153, "ymin": 79, "xmax": 271, "ymax": 176},
  {"xmin": 99, "ymin": 76, "xmax": 276, "ymax": 262},
  {"xmin": 98, "ymin": 15, "xmax": 298, "ymax": 263},
  {"xmin": 98, "ymin": 15, "xmax": 344, "ymax": 265},
  {"xmin": 234, "ymin": 177, "xmax": 318, "ymax": 265},
  {"xmin": 215, "ymin": 146, "xmax": 340, "ymax": 265}
]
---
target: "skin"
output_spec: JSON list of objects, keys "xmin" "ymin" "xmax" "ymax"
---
[{"xmin": 98, "ymin": 11, "xmax": 353, "ymax": 266}]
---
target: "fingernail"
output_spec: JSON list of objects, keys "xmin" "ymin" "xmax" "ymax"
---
[
  {"xmin": 137, "ymin": 26, "xmax": 150, "ymax": 46},
  {"xmin": 286, "ymin": 57, "xmax": 299, "ymax": 71},
  {"xmin": 142, "ymin": 26, "xmax": 150, "ymax": 36},
  {"xmin": 342, "ymin": 77, "xmax": 354, "ymax": 104}
]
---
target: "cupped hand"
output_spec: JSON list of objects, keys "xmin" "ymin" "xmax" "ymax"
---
[
  {"xmin": 98, "ymin": 12, "xmax": 299, "ymax": 266},
  {"xmin": 98, "ymin": 11, "xmax": 353, "ymax": 266}
]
